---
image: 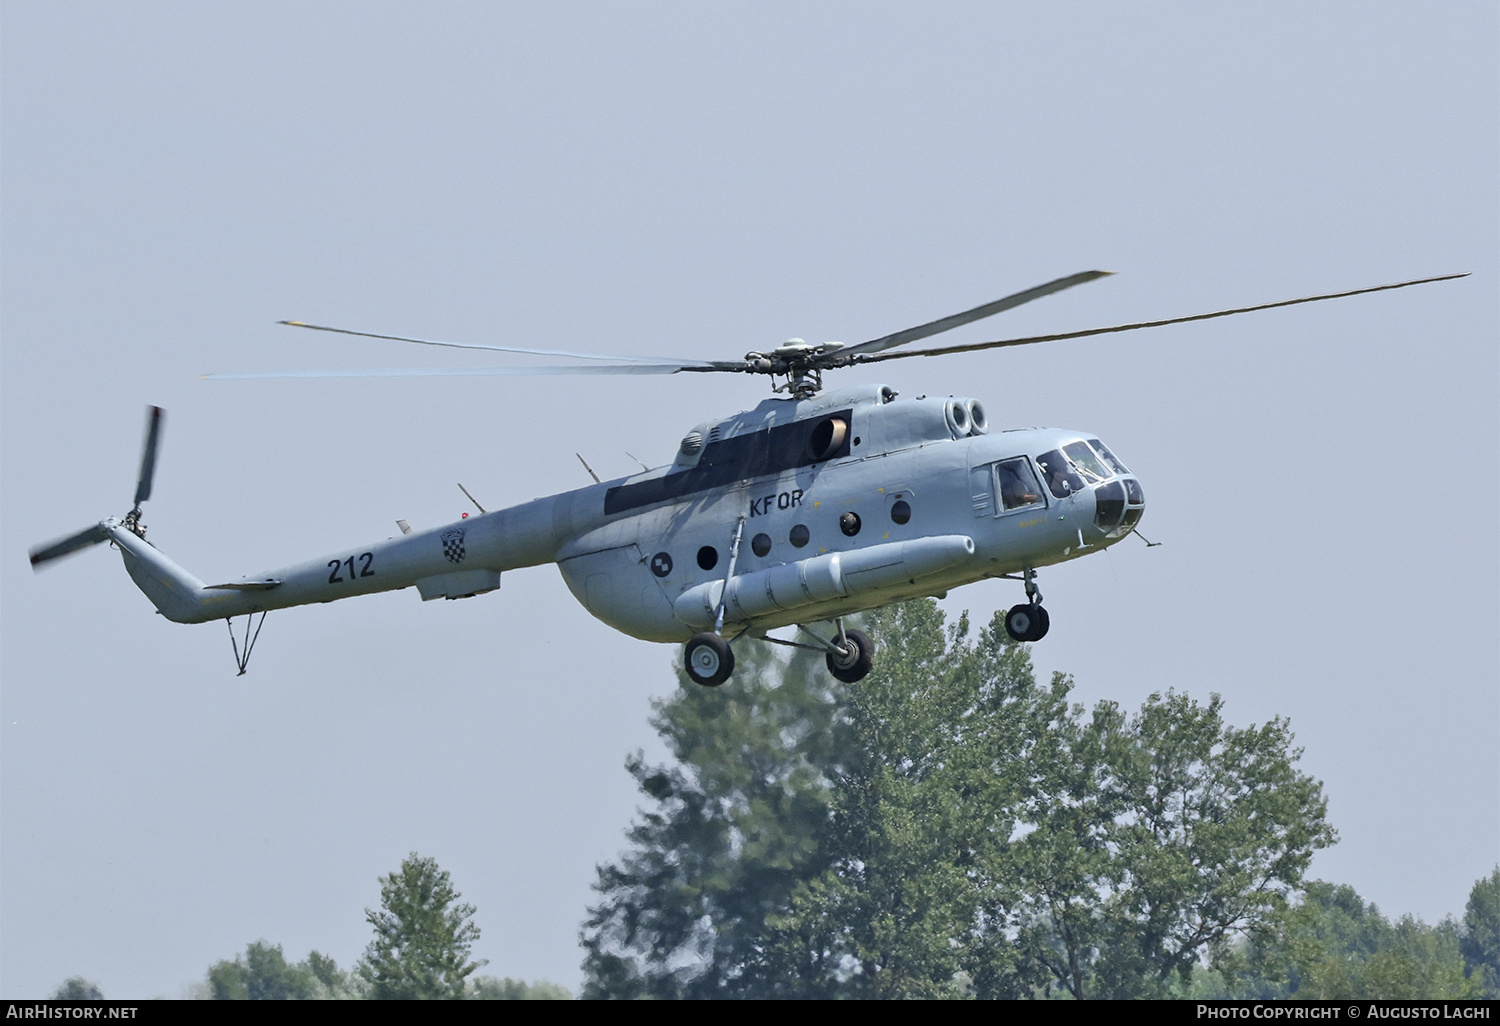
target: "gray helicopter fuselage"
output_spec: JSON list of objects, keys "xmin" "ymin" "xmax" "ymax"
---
[
  {"xmin": 545, "ymin": 384, "xmax": 1142, "ymax": 641},
  {"xmin": 115, "ymin": 383, "xmax": 1144, "ymax": 643}
]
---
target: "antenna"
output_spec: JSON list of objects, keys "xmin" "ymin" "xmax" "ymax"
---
[{"xmin": 457, "ymin": 483, "xmax": 487, "ymax": 514}]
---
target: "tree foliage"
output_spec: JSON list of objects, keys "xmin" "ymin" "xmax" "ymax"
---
[
  {"xmin": 580, "ymin": 631, "xmax": 847, "ymax": 998},
  {"xmin": 468, "ymin": 976, "xmax": 572, "ymax": 1000},
  {"xmin": 582, "ymin": 599, "xmax": 1336, "ymax": 998},
  {"xmin": 1205, "ymin": 880, "xmax": 1481, "ymax": 999},
  {"xmin": 751, "ymin": 602, "xmax": 1061, "ymax": 998},
  {"xmin": 359, "ymin": 853, "xmax": 486, "ymax": 999},
  {"xmin": 197, "ymin": 859, "xmax": 572, "ymax": 1000},
  {"xmin": 1461, "ymin": 867, "xmax": 1500, "ymax": 996},
  {"xmin": 207, "ymin": 941, "xmax": 334, "ymax": 1000},
  {"xmin": 200, "ymin": 940, "xmax": 571, "ymax": 1001},
  {"xmin": 52, "ymin": 977, "xmax": 103, "ymax": 1000},
  {"xmin": 1015, "ymin": 690, "xmax": 1338, "ymax": 998}
]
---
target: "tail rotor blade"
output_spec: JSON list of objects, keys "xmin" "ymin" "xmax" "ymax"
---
[
  {"xmin": 29, "ymin": 524, "xmax": 110, "ymax": 570},
  {"xmin": 134, "ymin": 406, "xmax": 164, "ymax": 507}
]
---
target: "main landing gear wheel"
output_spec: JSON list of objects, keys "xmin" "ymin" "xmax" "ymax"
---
[
  {"xmin": 1004, "ymin": 603, "xmax": 1050, "ymax": 643},
  {"xmin": 826, "ymin": 628, "xmax": 874, "ymax": 684},
  {"xmin": 685, "ymin": 632, "xmax": 734, "ymax": 687}
]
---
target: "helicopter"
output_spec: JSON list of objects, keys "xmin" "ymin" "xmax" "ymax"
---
[{"xmin": 29, "ymin": 270, "xmax": 1464, "ymax": 683}]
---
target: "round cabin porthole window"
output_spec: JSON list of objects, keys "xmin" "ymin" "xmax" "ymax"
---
[
  {"xmin": 890, "ymin": 499, "xmax": 911, "ymax": 525},
  {"xmin": 789, "ymin": 524, "xmax": 810, "ymax": 548},
  {"xmin": 840, "ymin": 511, "xmax": 861, "ymax": 537},
  {"xmin": 697, "ymin": 546, "xmax": 719, "ymax": 571},
  {"xmin": 751, "ymin": 533, "xmax": 772, "ymax": 557}
]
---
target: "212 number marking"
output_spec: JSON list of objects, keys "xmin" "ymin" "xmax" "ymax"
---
[{"xmin": 328, "ymin": 552, "xmax": 375, "ymax": 584}]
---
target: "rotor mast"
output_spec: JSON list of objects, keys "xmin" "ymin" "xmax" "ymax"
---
[{"xmin": 743, "ymin": 339, "xmax": 848, "ymax": 398}]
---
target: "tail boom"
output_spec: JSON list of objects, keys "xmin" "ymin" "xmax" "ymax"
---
[{"xmin": 109, "ymin": 502, "xmax": 558, "ymax": 624}]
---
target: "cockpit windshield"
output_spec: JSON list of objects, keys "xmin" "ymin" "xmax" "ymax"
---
[
  {"xmin": 1062, "ymin": 441, "xmax": 1109, "ymax": 483},
  {"xmin": 1037, "ymin": 438, "xmax": 1135, "ymax": 500},
  {"xmin": 1087, "ymin": 438, "xmax": 1129, "ymax": 476}
]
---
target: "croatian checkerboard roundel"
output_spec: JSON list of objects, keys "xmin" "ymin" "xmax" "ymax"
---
[{"xmin": 441, "ymin": 527, "xmax": 466, "ymax": 564}]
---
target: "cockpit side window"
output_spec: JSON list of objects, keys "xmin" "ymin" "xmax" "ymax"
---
[
  {"xmin": 995, "ymin": 457, "xmax": 1045, "ymax": 513},
  {"xmin": 1087, "ymin": 438, "xmax": 1129, "ymax": 475},
  {"xmin": 1036, "ymin": 449, "xmax": 1086, "ymax": 499},
  {"xmin": 1062, "ymin": 440, "xmax": 1110, "ymax": 482}
]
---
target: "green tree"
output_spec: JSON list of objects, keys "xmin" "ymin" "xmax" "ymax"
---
[
  {"xmin": 1226, "ymin": 881, "xmax": 1479, "ymax": 999},
  {"xmin": 1462, "ymin": 867, "xmax": 1500, "ymax": 996},
  {"xmin": 581, "ymin": 635, "xmax": 845, "ymax": 998},
  {"xmin": 304, "ymin": 950, "xmax": 364, "ymax": 999},
  {"xmin": 207, "ymin": 941, "xmax": 318, "ymax": 1000},
  {"xmin": 1359, "ymin": 917, "xmax": 1478, "ymax": 999},
  {"xmin": 1015, "ymin": 691, "xmax": 1337, "ymax": 999},
  {"xmin": 360, "ymin": 853, "xmax": 486, "ymax": 999},
  {"xmin": 52, "ymin": 977, "xmax": 103, "ymax": 1000},
  {"xmin": 584, "ymin": 599, "xmax": 1333, "ymax": 998},
  {"xmin": 468, "ymin": 976, "xmax": 572, "ymax": 999},
  {"xmin": 755, "ymin": 603, "xmax": 1069, "ymax": 998}
]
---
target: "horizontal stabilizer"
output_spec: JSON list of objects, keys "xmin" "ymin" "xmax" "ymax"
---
[{"xmin": 205, "ymin": 579, "xmax": 283, "ymax": 591}]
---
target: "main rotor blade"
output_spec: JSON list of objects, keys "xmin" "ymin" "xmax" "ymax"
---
[
  {"xmin": 279, "ymin": 321, "xmax": 717, "ymax": 367},
  {"xmin": 203, "ymin": 361, "xmax": 740, "ymax": 380},
  {"xmin": 855, "ymin": 273, "xmax": 1470, "ymax": 364},
  {"xmin": 29, "ymin": 523, "xmax": 109, "ymax": 570},
  {"xmin": 134, "ymin": 406, "xmax": 164, "ymax": 507},
  {"xmin": 837, "ymin": 270, "xmax": 1113, "ymax": 359}
]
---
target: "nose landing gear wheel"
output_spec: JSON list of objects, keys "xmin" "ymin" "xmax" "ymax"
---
[
  {"xmin": 826, "ymin": 627, "xmax": 874, "ymax": 684},
  {"xmin": 685, "ymin": 632, "xmax": 735, "ymax": 687},
  {"xmin": 1005, "ymin": 603, "xmax": 1050, "ymax": 642}
]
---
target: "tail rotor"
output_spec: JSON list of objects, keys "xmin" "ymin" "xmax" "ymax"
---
[
  {"xmin": 122, "ymin": 405, "xmax": 163, "ymax": 537},
  {"xmin": 28, "ymin": 523, "xmax": 112, "ymax": 568},
  {"xmin": 29, "ymin": 405, "xmax": 166, "ymax": 570}
]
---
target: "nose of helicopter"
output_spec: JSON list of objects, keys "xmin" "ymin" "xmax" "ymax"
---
[{"xmin": 1092, "ymin": 475, "xmax": 1146, "ymax": 537}]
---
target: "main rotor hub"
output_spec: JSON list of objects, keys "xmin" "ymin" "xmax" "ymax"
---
[{"xmin": 739, "ymin": 340, "xmax": 853, "ymax": 397}]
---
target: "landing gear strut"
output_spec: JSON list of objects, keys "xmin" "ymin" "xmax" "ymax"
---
[
  {"xmin": 724, "ymin": 618, "xmax": 879, "ymax": 686},
  {"xmin": 684, "ymin": 517, "xmax": 747, "ymax": 687},
  {"xmin": 1004, "ymin": 568, "xmax": 1050, "ymax": 643},
  {"xmin": 789, "ymin": 620, "xmax": 875, "ymax": 684}
]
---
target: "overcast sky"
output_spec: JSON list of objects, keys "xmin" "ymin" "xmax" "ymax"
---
[{"xmin": 2, "ymin": 2, "xmax": 1495, "ymax": 998}]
